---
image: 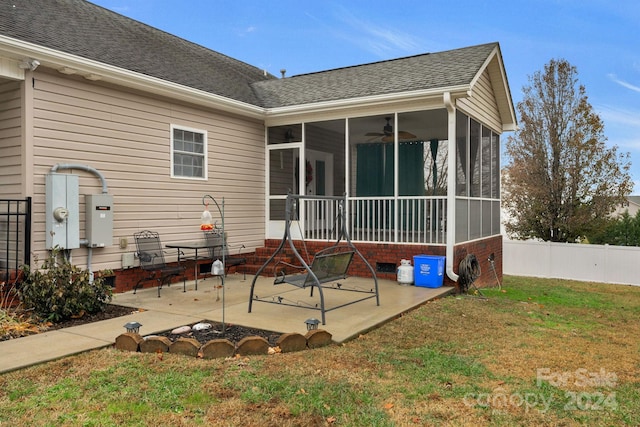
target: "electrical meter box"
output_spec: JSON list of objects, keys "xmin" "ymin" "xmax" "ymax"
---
[
  {"xmin": 46, "ymin": 173, "xmax": 80, "ymax": 249},
  {"xmin": 85, "ymin": 194, "xmax": 114, "ymax": 247}
]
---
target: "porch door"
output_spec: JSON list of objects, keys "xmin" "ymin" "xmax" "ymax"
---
[
  {"xmin": 267, "ymin": 144, "xmax": 303, "ymax": 239},
  {"xmin": 305, "ymin": 149, "xmax": 334, "ymax": 232},
  {"xmin": 305, "ymin": 149, "xmax": 334, "ymax": 196}
]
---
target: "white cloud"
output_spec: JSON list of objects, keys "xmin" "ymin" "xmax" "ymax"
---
[
  {"xmin": 598, "ymin": 104, "xmax": 640, "ymax": 129},
  {"xmin": 332, "ymin": 6, "xmax": 423, "ymax": 58},
  {"xmin": 608, "ymin": 74, "xmax": 640, "ymax": 93}
]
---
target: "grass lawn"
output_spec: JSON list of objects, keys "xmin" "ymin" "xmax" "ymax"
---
[{"xmin": 1, "ymin": 276, "xmax": 639, "ymax": 426}]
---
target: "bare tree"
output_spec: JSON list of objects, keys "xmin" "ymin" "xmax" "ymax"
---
[{"xmin": 503, "ymin": 59, "xmax": 632, "ymax": 242}]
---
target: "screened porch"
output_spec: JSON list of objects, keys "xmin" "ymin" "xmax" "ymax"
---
[{"xmin": 266, "ymin": 108, "xmax": 501, "ymax": 246}]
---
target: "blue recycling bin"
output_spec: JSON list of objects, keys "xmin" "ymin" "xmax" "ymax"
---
[{"xmin": 413, "ymin": 255, "xmax": 445, "ymax": 288}]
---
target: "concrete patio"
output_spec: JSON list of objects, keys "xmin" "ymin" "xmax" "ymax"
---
[
  {"xmin": 115, "ymin": 273, "xmax": 454, "ymax": 342},
  {"xmin": 0, "ymin": 273, "xmax": 453, "ymax": 373}
]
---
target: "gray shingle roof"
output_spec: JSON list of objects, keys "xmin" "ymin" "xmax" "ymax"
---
[
  {"xmin": 0, "ymin": 0, "xmax": 275, "ymax": 105},
  {"xmin": 252, "ymin": 43, "xmax": 498, "ymax": 108},
  {"xmin": 0, "ymin": 0, "xmax": 498, "ymax": 110}
]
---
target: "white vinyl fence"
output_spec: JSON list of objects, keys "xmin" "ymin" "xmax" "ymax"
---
[{"xmin": 503, "ymin": 239, "xmax": 640, "ymax": 286}]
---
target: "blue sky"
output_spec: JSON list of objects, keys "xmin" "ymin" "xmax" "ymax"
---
[{"xmin": 92, "ymin": 0, "xmax": 640, "ymax": 193}]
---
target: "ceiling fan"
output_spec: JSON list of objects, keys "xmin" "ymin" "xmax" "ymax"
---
[{"xmin": 365, "ymin": 117, "xmax": 417, "ymax": 142}]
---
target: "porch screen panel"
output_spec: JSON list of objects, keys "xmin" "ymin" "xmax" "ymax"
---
[
  {"xmin": 383, "ymin": 143, "xmax": 394, "ymax": 195},
  {"xmin": 469, "ymin": 199, "xmax": 481, "ymax": 240},
  {"xmin": 455, "ymin": 111, "xmax": 468, "ymax": 196},
  {"xmin": 356, "ymin": 143, "xmax": 393, "ymax": 196},
  {"xmin": 269, "ymin": 199, "xmax": 287, "ymax": 221},
  {"xmin": 399, "ymin": 141, "xmax": 424, "ymax": 196},
  {"xmin": 268, "ymin": 124, "xmax": 302, "ymax": 144},
  {"xmin": 492, "ymin": 200, "xmax": 501, "ymax": 235},
  {"xmin": 481, "ymin": 126, "xmax": 492, "ymax": 198},
  {"xmin": 269, "ymin": 147, "xmax": 299, "ymax": 221},
  {"xmin": 399, "ymin": 141, "xmax": 426, "ymax": 236},
  {"xmin": 455, "ymin": 198, "xmax": 469, "ymax": 243},
  {"xmin": 315, "ymin": 160, "xmax": 326, "ymax": 195},
  {"xmin": 356, "ymin": 143, "xmax": 393, "ymax": 231},
  {"xmin": 269, "ymin": 149, "xmax": 298, "ymax": 195},
  {"xmin": 491, "ymin": 132, "xmax": 500, "ymax": 199},
  {"xmin": 482, "ymin": 200, "xmax": 492, "ymax": 237},
  {"xmin": 469, "ymin": 119, "xmax": 481, "ymax": 197},
  {"xmin": 425, "ymin": 139, "xmax": 445, "ymax": 196}
]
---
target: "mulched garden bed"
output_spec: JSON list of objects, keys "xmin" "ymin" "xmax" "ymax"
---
[
  {"xmin": 48, "ymin": 304, "xmax": 137, "ymax": 331},
  {"xmin": 149, "ymin": 320, "xmax": 282, "ymax": 346},
  {"xmin": 0, "ymin": 304, "xmax": 137, "ymax": 342},
  {"xmin": 2, "ymin": 304, "xmax": 282, "ymax": 346}
]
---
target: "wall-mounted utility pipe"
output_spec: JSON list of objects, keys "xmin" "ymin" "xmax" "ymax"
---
[
  {"xmin": 49, "ymin": 163, "xmax": 109, "ymax": 282},
  {"xmin": 444, "ymin": 92, "xmax": 459, "ymax": 283},
  {"xmin": 50, "ymin": 163, "xmax": 108, "ymax": 194}
]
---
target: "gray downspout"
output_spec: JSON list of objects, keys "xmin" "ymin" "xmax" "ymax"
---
[
  {"xmin": 50, "ymin": 163, "xmax": 109, "ymax": 282},
  {"xmin": 444, "ymin": 93, "xmax": 459, "ymax": 282}
]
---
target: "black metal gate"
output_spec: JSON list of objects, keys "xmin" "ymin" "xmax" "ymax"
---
[{"xmin": 0, "ymin": 197, "xmax": 31, "ymax": 283}]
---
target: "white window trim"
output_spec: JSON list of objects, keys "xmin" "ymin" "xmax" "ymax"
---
[{"xmin": 170, "ymin": 124, "xmax": 208, "ymax": 180}]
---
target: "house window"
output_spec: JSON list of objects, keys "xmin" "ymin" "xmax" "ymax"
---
[{"xmin": 171, "ymin": 125, "xmax": 206, "ymax": 179}]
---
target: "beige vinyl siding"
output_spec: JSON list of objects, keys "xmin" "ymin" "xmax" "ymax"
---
[
  {"xmin": 457, "ymin": 69, "xmax": 502, "ymax": 134},
  {"xmin": 0, "ymin": 80, "xmax": 23, "ymax": 197},
  {"xmin": 30, "ymin": 70, "xmax": 264, "ymax": 271}
]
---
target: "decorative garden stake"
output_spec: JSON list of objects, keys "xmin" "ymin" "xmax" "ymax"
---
[{"xmin": 201, "ymin": 194, "xmax": 227, "ymax": 333}]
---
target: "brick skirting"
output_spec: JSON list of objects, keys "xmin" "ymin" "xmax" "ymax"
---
[{"xmin": 109, "ymin": 236, "xmax": 502, "ymax": 294}]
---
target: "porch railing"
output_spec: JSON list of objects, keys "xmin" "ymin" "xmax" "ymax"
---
[
  {"xmin": 301, "ymin": 196, "xmax": 447, "ymax": 245},
  {"xmin": 0, "ymin": 197, "xmax": 32, "ymax": 283}
]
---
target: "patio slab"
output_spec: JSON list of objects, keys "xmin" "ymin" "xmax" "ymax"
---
[
  {"xmin": 0, "ymin": 273, "xmax": 452, "ymax": 373},
  {"xmin": 112, "ymin": 274, "xmax": 453, "ymax": 342}
]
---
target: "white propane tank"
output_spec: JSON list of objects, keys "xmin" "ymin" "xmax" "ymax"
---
[{"xmin": 397, "ymin": 259, "xmax": 414, "ymax": 285}]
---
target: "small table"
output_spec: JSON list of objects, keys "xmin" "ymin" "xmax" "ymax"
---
[{"xmin": 166, "ymin": 240, "xmax": 222, "ymax": 290}]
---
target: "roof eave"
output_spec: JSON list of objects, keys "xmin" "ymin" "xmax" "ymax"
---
[
  {"xmin": 0, "ymin": 35, "xmax": 265, "ymax": 119},
  {"xmin": 265, "ymin": 85, "xmax": 471, "ymax": 120}
]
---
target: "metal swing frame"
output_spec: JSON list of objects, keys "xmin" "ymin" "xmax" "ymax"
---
[{"xmin": 248, "ymin": 193, "xmax": 380, "ymax": 325}]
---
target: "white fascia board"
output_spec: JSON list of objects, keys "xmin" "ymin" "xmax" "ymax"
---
[
  {"xmin": 0, "ymin": 56, "xmax": 25, "ymax": 80},
  {"xmin": 0, "ymin": 35, "xmax": 264, "ymax": 119},
  {"xmin": 264, "ymin": 85, "xmax": 470, "ymax": 123}
]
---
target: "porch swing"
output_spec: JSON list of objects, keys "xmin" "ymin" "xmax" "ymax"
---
[{"xmin": 248, "ymin": 193, "xmax": 380, "ymax": 325}]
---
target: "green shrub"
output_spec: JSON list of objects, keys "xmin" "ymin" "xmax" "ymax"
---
[{"xmin": 18, "ymin": 248, "xmax": 113, "ymax": 322}]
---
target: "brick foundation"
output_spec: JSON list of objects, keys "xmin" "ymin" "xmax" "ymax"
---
[
  {"xmin": 110, "ymin": 259, "xmax": 242, "ymax": 294},
  {"xmin": 109, "ymin": 236, "xmax": 502, "ymax": 294},
  {"xmin": 451, "ymin": 236, "xmax": 503, "ymax": 289},
  {"xmin": 260, "ymin": 236, "xmax": 502, "ymax": 291}
]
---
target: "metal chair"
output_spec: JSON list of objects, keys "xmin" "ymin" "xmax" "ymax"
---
[{"xmin": 133, "ymin": 230, "xmax": 186, "ymax": 297}]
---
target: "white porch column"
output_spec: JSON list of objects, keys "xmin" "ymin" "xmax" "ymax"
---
[{"xmin": 444, "ymin": 92, "xmax": 459, "ymax": 282}]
